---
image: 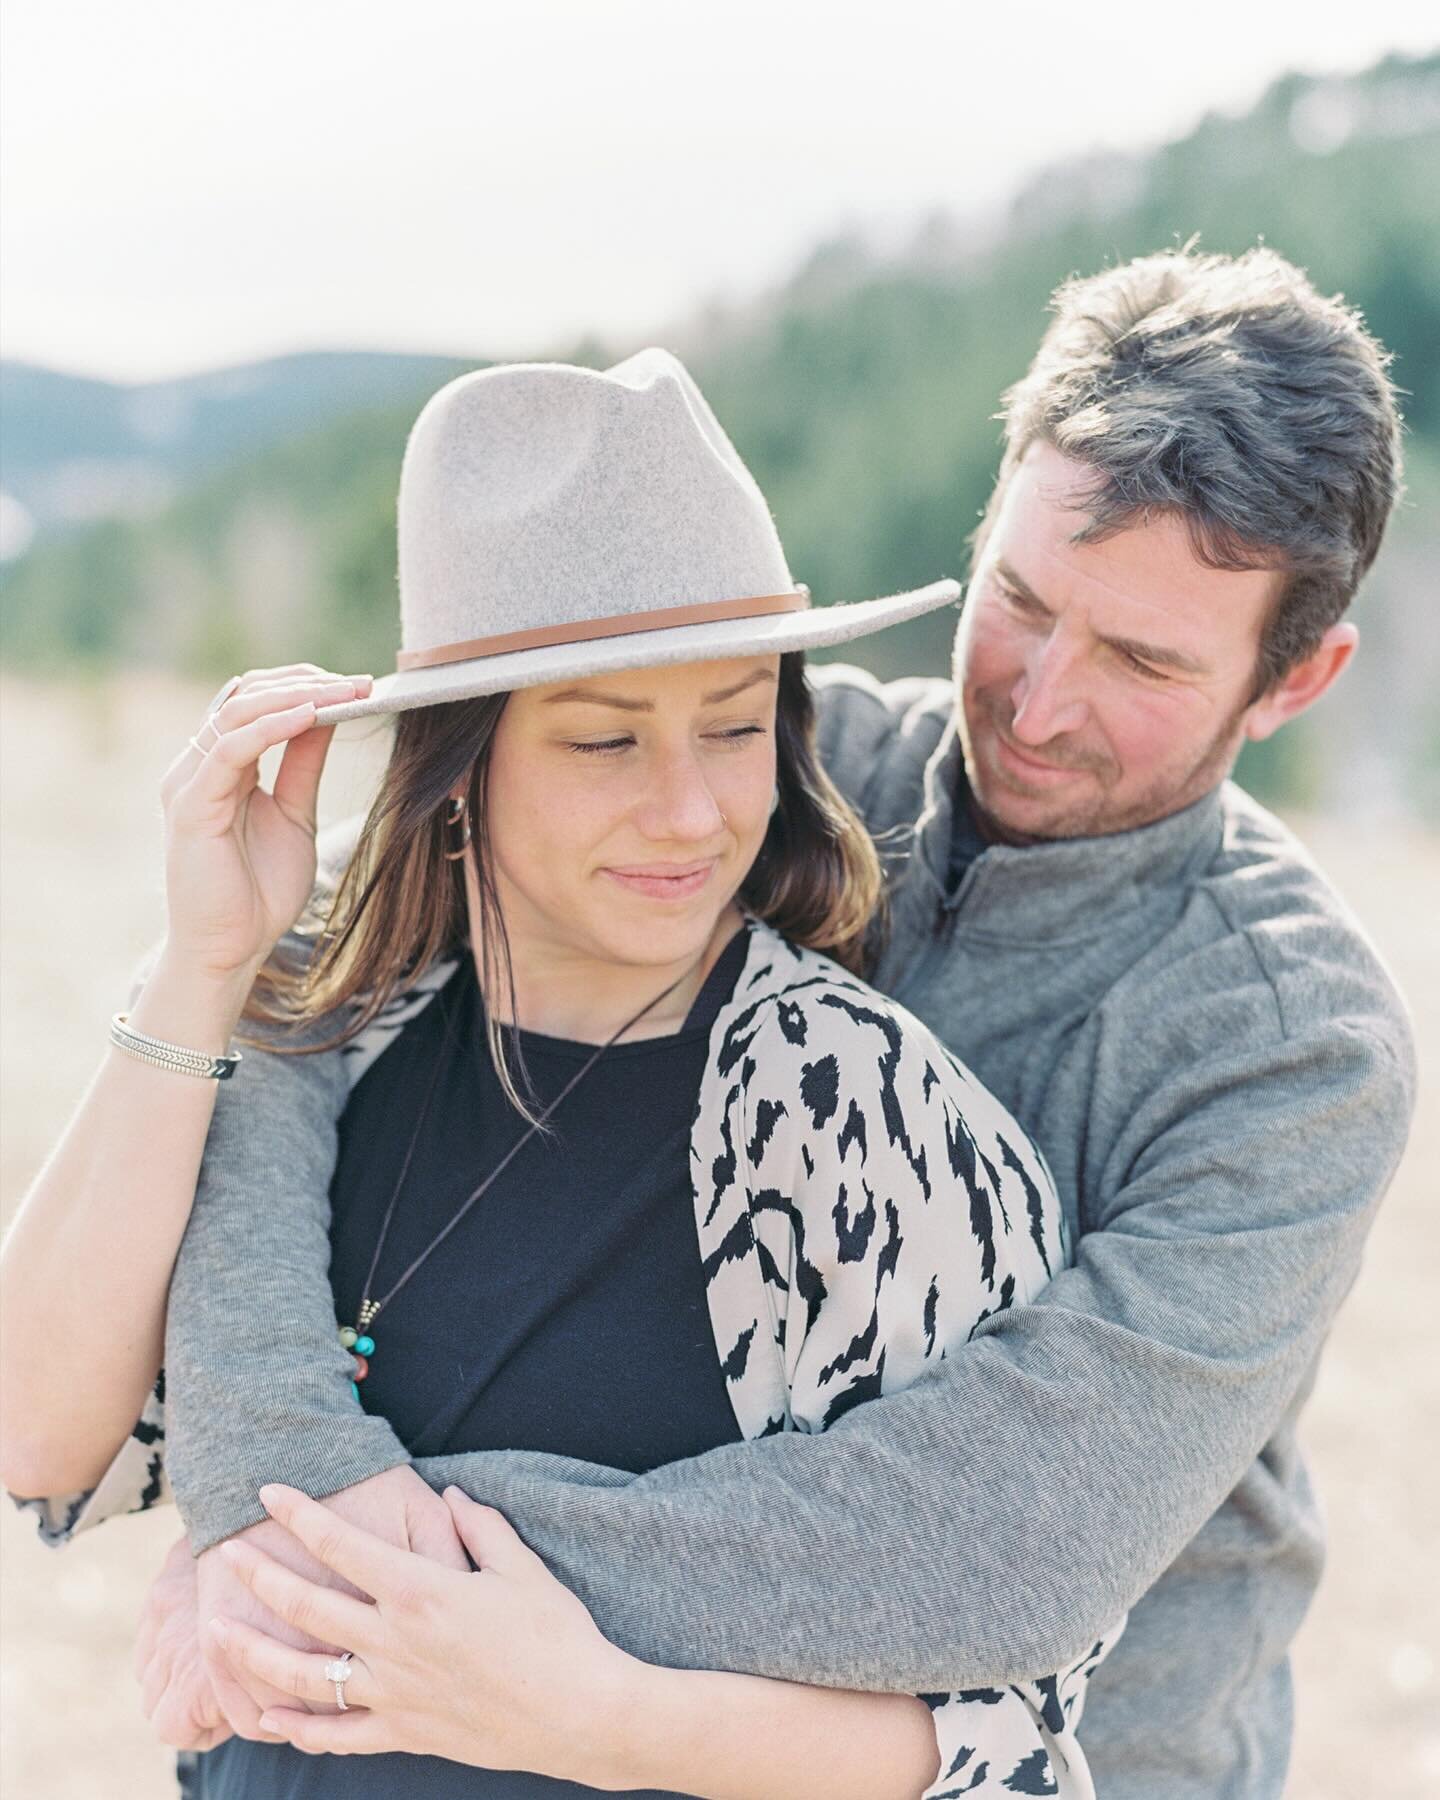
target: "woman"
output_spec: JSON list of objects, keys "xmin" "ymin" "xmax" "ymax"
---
[{"xmin": 2, "ymin": 351, "xmax": 1119, "ymax": 1797}]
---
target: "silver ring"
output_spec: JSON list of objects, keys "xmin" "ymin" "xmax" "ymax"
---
[
  {"xmin": 190, "ymin": 676, "xmax": 240, "ymax": 756},
  {"xmin": 324, "ymin": 1651, "xmax": 354, "ymax": 1711},
  {"xmin": 205, "ymin": 675, "xmax": 242, "ymax": 714}
]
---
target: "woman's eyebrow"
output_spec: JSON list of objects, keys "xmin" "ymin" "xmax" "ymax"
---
[
  {"xmin": 542, "ymin": 688, "xmax": 653, "ymax": 712},
  {"xmin": 701, "ymin": 669, "xmax": 778, "ymax": 704},
  {"xmin": 542, "ymin": 669, "xmax": 777, "ymax": 711}
]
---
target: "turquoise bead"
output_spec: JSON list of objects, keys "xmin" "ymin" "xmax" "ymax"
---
[
  {"xmin": 338, "ymin": 1326, "xmax": 358, "ymax": 1349},
  {"xmin": 351, "ymin": 1381, "xmax": 361, "ymax": 1401},
  {"xmin": 355, "ymin": 1335, "xmax": 375, "ymax": 1356}
]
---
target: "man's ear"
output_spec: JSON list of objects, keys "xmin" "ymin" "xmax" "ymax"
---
[{"xmin": 1243, "ymin": 623, "xmax": 1359, "ymax": 744}]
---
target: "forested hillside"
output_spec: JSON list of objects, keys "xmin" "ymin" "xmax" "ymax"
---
[{"xmin": 4, "ymin": 52, "xmax": 1436, "ymax": 809}]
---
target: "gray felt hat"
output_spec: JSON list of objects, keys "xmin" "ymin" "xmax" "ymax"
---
[{"xmin": 313, "ymin": 347, "xmax": 960, "ymax": 725}]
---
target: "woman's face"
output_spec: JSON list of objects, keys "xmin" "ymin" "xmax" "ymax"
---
[{"xmin": 480, "ymin": 654, "xmax": 781, "ymax": 974}]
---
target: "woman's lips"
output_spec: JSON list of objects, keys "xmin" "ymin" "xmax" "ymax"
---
[{"xmin": 601, "ymin": 861, "xmax": 717, "ymax": 901}]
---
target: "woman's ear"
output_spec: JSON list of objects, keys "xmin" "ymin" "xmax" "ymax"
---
[{"xmin": 1242, "ymin": 623, "xmax": 1359, "ymax": 744}]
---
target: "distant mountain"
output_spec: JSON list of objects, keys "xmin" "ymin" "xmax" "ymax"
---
[{"xmin": 0, "ymin": 350, "xmax": 480, "ymax": 543}]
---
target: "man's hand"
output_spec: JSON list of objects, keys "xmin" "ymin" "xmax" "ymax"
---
[
  {"xmin": 137, "ymin": 1463, "xmax": 470, "ymax": 1744},
  {"xmin": 135, "ymin": 1534, "xmax": 233, "ymax": 1750}
]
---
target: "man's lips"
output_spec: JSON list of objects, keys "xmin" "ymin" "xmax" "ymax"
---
[
  {"xmin": 601, "ymin": 860, "xmax": 718, "ymax": 900},
  {"xmin": 991, "ymin": 730, "xmax": 1091, "ymax": 785}
]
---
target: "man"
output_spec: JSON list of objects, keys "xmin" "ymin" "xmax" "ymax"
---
[{"xmin": 156, "ymin": 246, "xmax": 1415, "ymax": 1796}]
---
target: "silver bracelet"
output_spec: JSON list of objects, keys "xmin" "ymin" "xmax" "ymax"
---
[{"xmin": 109, "ymin": 1013, "xmax": 242, "ymax": 1081}]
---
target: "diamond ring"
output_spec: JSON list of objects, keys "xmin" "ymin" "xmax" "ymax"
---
[{"xmin": 325, "ymin": 1651, "xmax": 355, "ymax": 1711}]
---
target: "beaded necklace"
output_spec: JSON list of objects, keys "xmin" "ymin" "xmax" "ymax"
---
[{"xmin": 337, "ymin": 958, "xmax": 699, "ymax": 1390}]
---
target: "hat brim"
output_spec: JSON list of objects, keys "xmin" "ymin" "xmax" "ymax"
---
[{"xmin": 313, "ymin": 580, "xmax": 961, "ymax": 725}]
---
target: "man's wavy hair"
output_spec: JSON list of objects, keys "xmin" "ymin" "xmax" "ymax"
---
[
  {"xmin": 242, "ymin": 653, "xmax": 883, "ymax": 1117},
  {"xmin": 976, "ymin": 246, "xmax": 1404, "ymax": 695}
]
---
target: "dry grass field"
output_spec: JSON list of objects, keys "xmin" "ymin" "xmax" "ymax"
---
[{"xmin": 1, "ymin": 672, "xmax": 1436, "ymax": 1799}]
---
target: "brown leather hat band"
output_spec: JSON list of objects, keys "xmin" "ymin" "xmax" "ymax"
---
[{"xmin": 395, "ymin": 589, "xmax": 811, "ymax": 673}]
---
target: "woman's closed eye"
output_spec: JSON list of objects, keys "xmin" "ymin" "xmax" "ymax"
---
[
  {"xmin": 566, "ymin": 736, "xmax": 634, "ymax": 755},
  {"xmin": 704, "ymin": 723, "xmax": 770, "ymax": 750},
  {"xmin": 565, "ymin": 724, "xmax": 769, "ymax": 757}
]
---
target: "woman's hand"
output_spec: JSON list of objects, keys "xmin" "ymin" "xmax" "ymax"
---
[
  {"xmin": 132, "ymin": 1469, "xmax": 472, "ymax": 1747},
  {"xmin": 209, "ymin": 1483, "xmax": 639, "ymax": 1782},
  {"xmin": 157, "ymin": 665, "xmax": 372, "ymax": 983},
  {"xmin": 195, "ymin": 1465, "xmax": 472, "ymax": 1741}
]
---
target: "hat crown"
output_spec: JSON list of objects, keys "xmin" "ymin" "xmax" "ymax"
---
[{"xmin": 397, "ymin": 349, "xmax": 794, "ymax": 657}]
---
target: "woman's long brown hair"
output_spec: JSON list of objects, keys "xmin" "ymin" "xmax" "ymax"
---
[{"xmin": 242, "ymin": 653, "xmax": 884, "ymax": 1114}]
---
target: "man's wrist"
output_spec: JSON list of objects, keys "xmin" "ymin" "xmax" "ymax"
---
[{"xmin": 178, "ymin": 1443, "xmax": 413, "ymax": 1553}]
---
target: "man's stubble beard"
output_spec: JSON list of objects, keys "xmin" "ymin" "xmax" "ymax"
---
[{"xmin": 958, "ymin": 690, "xmax": 1250, "ymax": 847}]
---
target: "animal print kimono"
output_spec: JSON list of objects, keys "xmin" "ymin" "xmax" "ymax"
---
[{"xmin": 20, "ymin": 921, "xmax": 1124, "ymax": 1799}]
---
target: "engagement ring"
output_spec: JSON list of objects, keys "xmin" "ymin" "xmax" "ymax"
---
[{"xmin": 325, "ymin": 1651, "xmax": 355, "ymax": 1711}]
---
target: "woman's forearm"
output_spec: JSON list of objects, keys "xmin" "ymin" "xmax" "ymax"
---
[
  {"xmin": 0, "ymin": 949, "xmax": 257, "ymax": 1498},
  {"xmin": 3, "ymin": 670, "xmax": 369, "ymax": 1509},
  {"xmin": 600, "ymin": 1661, "xmax": 939, "ymax": 1800}
]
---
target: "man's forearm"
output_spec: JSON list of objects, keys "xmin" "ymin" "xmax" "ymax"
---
[
  {"xmin": 165, "ymin": 1016, "xmax": 411, "ymax": 1550},
  {"xmin": 405, "ymin": 1026, "xmax": 1411, "ymax": 1693},
  {"xmin": 170, "ymin": 960, "xmax": 1412, "ymax": 1692},
  {"xmin": 409, "ymin": 1303, "xmax": 1244, "ymax": 1690}
]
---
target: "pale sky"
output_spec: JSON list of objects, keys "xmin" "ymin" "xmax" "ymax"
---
[{"xmin": 2, "ymin": 0, "xmax": 1436, "ymax": 383}]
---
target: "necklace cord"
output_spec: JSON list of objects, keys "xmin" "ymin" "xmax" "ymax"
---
[{"xmin": 355, "ymin": 957, "xmax": 702, "ymax": 1326}]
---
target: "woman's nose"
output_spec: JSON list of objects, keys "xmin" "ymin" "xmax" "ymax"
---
[{"xmin": 638, "ymin": 754, "xmax": 726, "ymax": 843}]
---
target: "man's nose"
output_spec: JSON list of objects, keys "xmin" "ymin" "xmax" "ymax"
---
[
  {"xmin": 1010, "ymin": 632, "xmax": 1089, "ymax": 744},
  {"xmin": 638, "ymin": 751, "xmax": 726, "ymax": 842}
]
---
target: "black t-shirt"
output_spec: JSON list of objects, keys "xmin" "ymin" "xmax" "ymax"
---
[{"xmin": 189, "ymin": 932, "xmax": 749, "ymax": 1800}]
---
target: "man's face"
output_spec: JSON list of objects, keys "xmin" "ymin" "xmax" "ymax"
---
[{"xmin": 956, "ymin": 443, "xmax": 1283, "ymax": 844}]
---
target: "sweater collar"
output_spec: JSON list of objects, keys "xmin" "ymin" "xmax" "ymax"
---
[{"xmin": 898, "ymin": 718, "xmax": 1227, "ymax": 944}]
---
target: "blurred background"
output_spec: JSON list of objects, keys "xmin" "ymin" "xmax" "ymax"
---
[{"xmin": 1, "ymin": 4, "xmax": 1436, "ymax": 1795}]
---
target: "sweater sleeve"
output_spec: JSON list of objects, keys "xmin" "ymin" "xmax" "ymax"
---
[
  {"xmin": 158, "ymin": 908, "xmax": 413, "ymax": 1551},
  {"xmin": 162, "ymin": 1030, "xmax": 413, "ymax": 1549},
  {"xmin": 810, "ymin": 665, "xmax": 944, "ymax": 824},
  {"xmin": 405, "ymin": 1008, "xmax": 1412, "ymax": 1692}
]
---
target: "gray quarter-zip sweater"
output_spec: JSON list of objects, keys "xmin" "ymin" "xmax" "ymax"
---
[{"xmin": 158, "ymin": 667, "xmax": 1416, "ymax": 1800}]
